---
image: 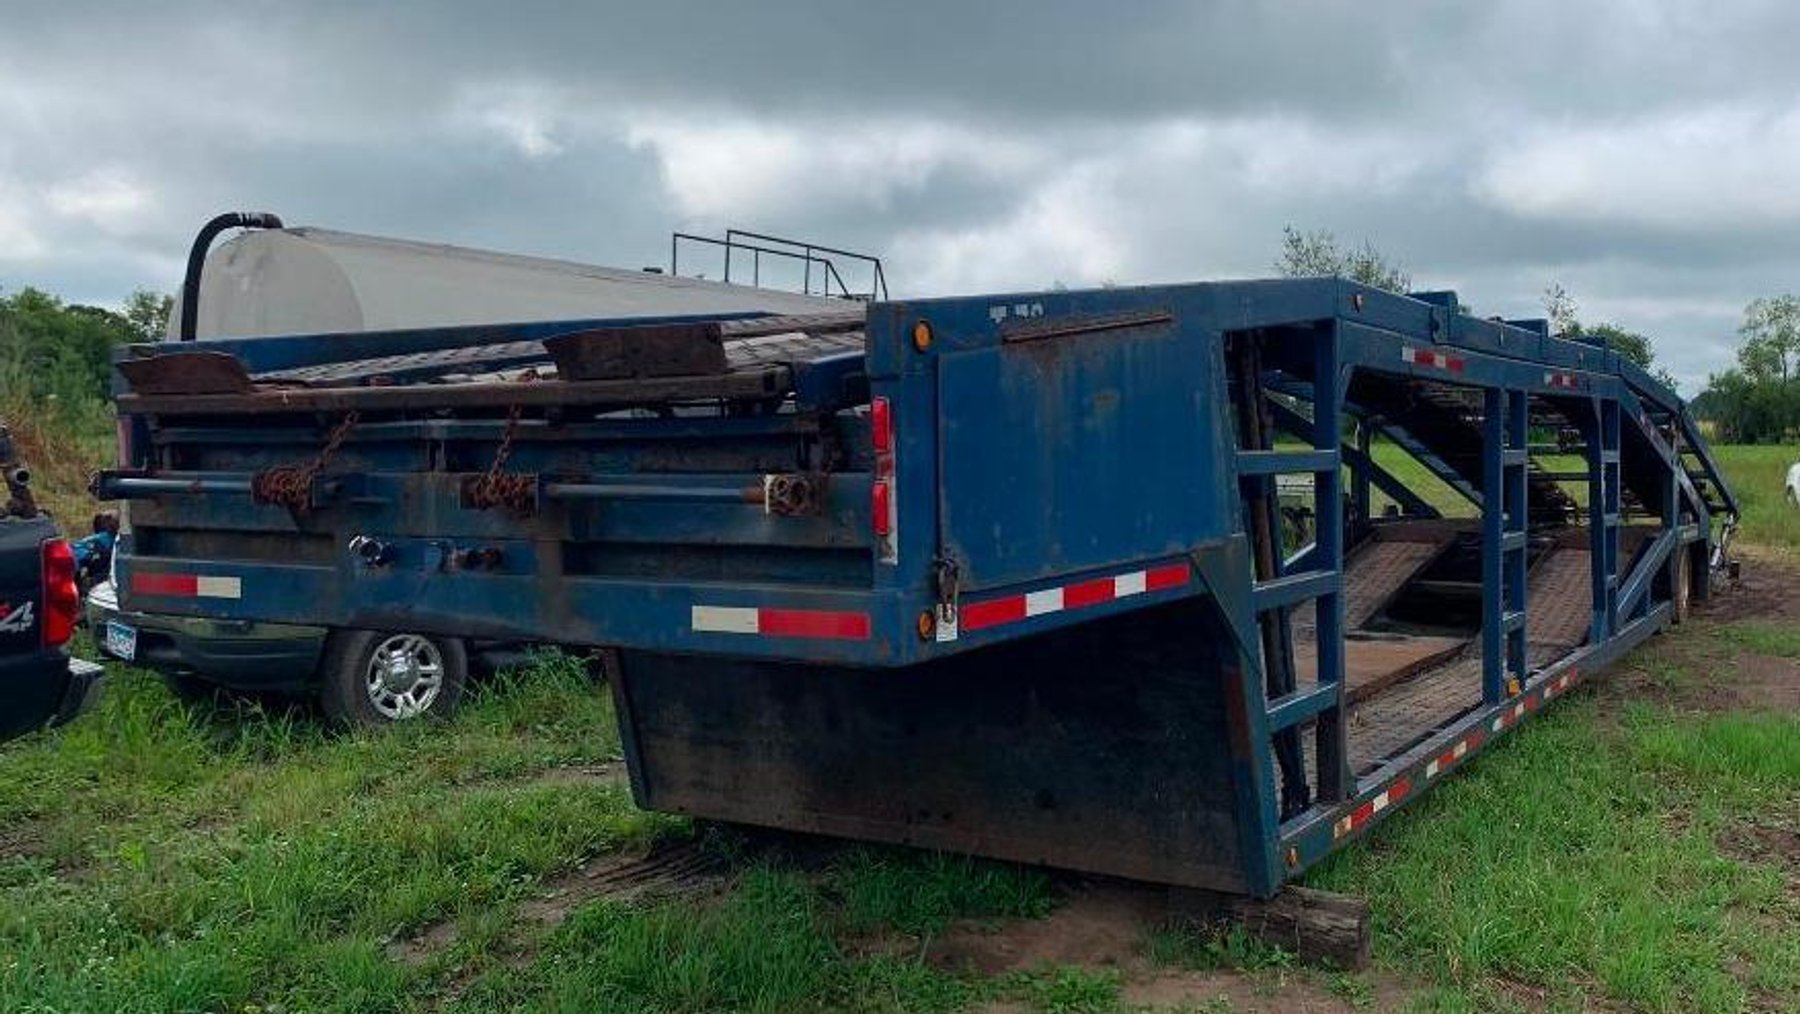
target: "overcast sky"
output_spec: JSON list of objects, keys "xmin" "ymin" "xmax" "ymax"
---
[{"xmin": 3, "ymin": 1, "xmax": 1797, "ymax": 390}]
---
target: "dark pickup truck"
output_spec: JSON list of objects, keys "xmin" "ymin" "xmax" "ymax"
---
[{"xmin": 0, "ymin": 425, "xmax": 102, "ymax": 742}]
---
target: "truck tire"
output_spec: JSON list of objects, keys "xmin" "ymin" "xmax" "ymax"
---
[{"xmin": 318, "ymin": 629, "xmax": 466, "ymax": 727}]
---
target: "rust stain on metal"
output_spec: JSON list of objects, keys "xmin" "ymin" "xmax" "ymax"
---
[
  {"xmin": 118, "ymin": 351, "xmax": 257, "ymax": 396},
  {"xmin": 1001, "ymin": 308, "xmax": 1175, "ymax": 344},
  {"xmin": 544, "ymin": 322, "xmax": 729, "ymax": 381}
]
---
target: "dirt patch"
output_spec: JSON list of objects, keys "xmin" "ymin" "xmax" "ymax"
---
[
  {"xmin": 0, "ymin": 823, "xmax": 42, "ymax": 863},
  {"xmin": 928, "ymin": 880, "xmax": 1164, "ymax": 977},
  {"xmin": 926, "ymin": 879, "xmax": 1413, "ymax": 1012},
  {"xmin": 1731, "ymin": 655, "xmax": 1800, "ymax": 712},
  {"xmin": 1720, "ymin": 821, "xmax": 1800, "ymax": 883},
  {"xmin": 1121, "ymin": 970, "xmax": 1403, "ymax": 1013},
  {"xmin": 518, "ymin": 838, "xmax": 728, "ymax": 930},
  {"xmin": 388, "ymin": 838, "xmax": 728, "ymax": 969},
  {"xmin": 1588, "ymin": 559, "xmax": 1800, "ymax": 717},
  {"xmin": 1702, "ymin": 557, "xmax": 1800, "ymax": 624},
  {"xmin": 387, "ymin": 917, "xmax": 462, "ymax": 968}
]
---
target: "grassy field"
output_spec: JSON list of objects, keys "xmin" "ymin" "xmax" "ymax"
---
[
  {"xmin": 1712, "ymin": 444, "xmax": 1800, "ymax": 553},
  {"xmin": 1, "ymin": 421, "xmax": 1796, "ymax": 1011}
]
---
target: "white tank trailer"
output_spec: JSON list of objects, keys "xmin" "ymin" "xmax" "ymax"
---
[{"xmin": 168, "ymin": 214, "xmax": 848, "ymax": 341}]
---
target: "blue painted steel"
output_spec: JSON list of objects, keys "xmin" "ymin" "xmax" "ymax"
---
[
  {"xmin": 1480, "ymin": 388, "xmax": 1529, "ymax": 704},
  {"xmin": 1263, "ymin": 398, "xmax": 1439, "ymax": 520},
  {"xmin": 106, "ymin": 276, "xmax": 1744, "ymax": 897}
]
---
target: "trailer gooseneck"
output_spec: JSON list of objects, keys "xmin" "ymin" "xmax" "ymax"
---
[{"xmin": 99, "ymin": 278, "xmax": 1737, "ymax": 898}]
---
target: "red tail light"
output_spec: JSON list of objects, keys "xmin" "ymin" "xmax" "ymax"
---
[
  {"xmin": 41, "ymin": 538, "xmax": 78, "ymax": 648},
  {"xmin": 871, "ymin": 480, "xmax": 892, "ymax": 537},
  {"xmin": 870, "ymin": 397, "xmax": 893, "ymax": 458},
  {"xmin": 869, "ymin": 396, "xmax": 897, "ymax": 562}
]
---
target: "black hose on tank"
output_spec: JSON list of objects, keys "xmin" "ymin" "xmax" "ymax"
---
[{"xmin": 178, "ymin": 212, "xmax": 285, "ymax": 341}]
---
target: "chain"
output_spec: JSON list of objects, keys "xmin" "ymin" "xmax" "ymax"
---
[
  {"xmin": 763, "ymin": 472, "xmax": 824, "ymax": 516},
  {"xmin": 252, "ymin": 411, "xmax": 359, "ymax": 513},
  {"xmin": 465, "ymin": 405, "xmax": 536, "ymax": 513}
]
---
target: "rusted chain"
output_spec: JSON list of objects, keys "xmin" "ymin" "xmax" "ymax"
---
[
  {"xmin": 465, "ymin": 406, "xmax": 535, "ymax": 513},
  {"xmin": 252, "ymin": 411, "xmax": 359, "ymax": 512}
]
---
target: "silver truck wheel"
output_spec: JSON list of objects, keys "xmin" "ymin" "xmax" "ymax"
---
[
  {"xmin": 320, "ymin": 629, "xmax": 466, "ymax": 727},
  {"xmin": 365, "ymin": 633, "xmax": 446, "ymax": 719}
]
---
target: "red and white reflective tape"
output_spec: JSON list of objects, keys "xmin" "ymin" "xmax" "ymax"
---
[
  {"xmin": 690, "ymin": 605, "xmax": 871, "ymax": 641},
  {"xmin": 1544, "ymin": 371, "xmax": 1583, "ymax": 390},
  {"xmin": 1401, "ymin": 346, "xmax": 1465, "ymax": 374},
  {"xmin": 1334, "ymin": 666, "xmax": 1582, "ymax": 841},
  {"xmin": 1491, "ymin": 666, "xmax": 1581, "ymax": 733},
  {"xmin": 1424, "ymin": 730, "xmax": 1485, "ymax": 780},
  {"xmin": 952, "ymin": 562, "xmax": 1191, "ymax": 638},
  {"xmin": 1491, "ymin": 697, "xmax": 1528, "ymax": 732},
  {"xmin": 131, "ymin": 572, "xmax": 242, "ymax": 599},
  {"xmin": 1333, "ymin": 776, "xmax": 1411, "ymax": 839}
]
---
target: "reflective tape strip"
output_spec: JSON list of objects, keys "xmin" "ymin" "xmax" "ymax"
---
[
  {"xmin": 1543, "ymin": 371, "xmax": 1582, "ymax": 390},
  {"xmin": 131, "ymin": 573, "xmax": 242, "ymax": 599},
  {"xmin": 958, "ymin": 562, "xmax": 1192, "ymax": 634},
  {"xmin": 690, "ymin": 605, "xmax": 760, "ymax": 634},
  {"xmin": 691, "ymin": 605, "xmax": 871, "ymax": 641},
  {"xmin": 1424, "ymin": 730, "xmax": 1485, "ymax": 780},
  {"xmin": 1333, "ymin": 776, "xmax": 1412, "ymax": 839},
  {"xmin": 1401, "ymin": 346, "xmax": 1466, "ymax": 373}
]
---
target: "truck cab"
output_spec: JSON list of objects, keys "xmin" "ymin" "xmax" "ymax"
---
[{"xmin": 0, "ymin": 425, "xmax": 102, "ymax": 742}]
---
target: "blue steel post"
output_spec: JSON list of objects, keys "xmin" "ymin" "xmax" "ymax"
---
[
  {"xmin": 1312, "ymin": 326, "xmax": 1349, "ymax": 801},
  {"xmin": 1352, "ymin": 420, "xmax": 1371, "ymax": 528},
  {"xmin": 1503, "ymin": 391, "xmax": 1528, "ymax": 688},
  {"xmin": 1584, "ymin": 405, "xmax": 1606, "ymax": 641},
  {"xmin": 1481, "ymin": 388, "xmax": 1528, "ymax": 704},
  {"xmin": 1481, "ymin": 389, "xmax": 1504, "ymax": 703},
  {"xmin": 1594, "ymin": 400, "xmax": 1622, "ymax": 637}
]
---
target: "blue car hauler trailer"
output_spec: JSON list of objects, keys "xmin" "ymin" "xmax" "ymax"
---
[{"xmin": 98, "ymin": 277, "xmax": 1737, "ymax": 899}]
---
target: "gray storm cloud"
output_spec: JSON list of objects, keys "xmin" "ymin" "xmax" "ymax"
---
[{"xmin": 4, "ymin": 0, "xmax": 1800, "ymax": 391}]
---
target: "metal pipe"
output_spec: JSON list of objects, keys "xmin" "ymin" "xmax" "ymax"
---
[
  {"xmin": 106, "ymin": 477, "xmax": 254, "ymax": 496},
  {"xmin": 545, "ymin": 482, "xmax": 761, "ymax": 504},
  {"xmin": 179, "ymin": 212, "xmax": 284, "ymax": 340}
]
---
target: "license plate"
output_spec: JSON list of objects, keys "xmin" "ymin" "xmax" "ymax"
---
[{"xmin": 104, "ymin": 621, "xmax": 137, "ymax": 662}]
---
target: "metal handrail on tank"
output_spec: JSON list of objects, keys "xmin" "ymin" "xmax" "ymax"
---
[{"xmin": 670, "ymin": 229, "xmax": 887, "ymax": 301}]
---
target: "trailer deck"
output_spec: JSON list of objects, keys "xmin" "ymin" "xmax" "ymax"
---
[{"xmin": 100, "ymin": 277, "xmax": 1740, "ymax": 898}]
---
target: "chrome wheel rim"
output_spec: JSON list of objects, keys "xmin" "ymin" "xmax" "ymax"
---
[{"xmin": 364, "ymin": 634, "xmax": 444, "ymax": 720}]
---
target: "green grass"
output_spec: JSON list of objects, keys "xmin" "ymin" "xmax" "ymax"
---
[
  {"xmin": 1305, "ymin": 619, "xmax": 1800, "ymax": 1012},
  {"xmin": 0, "ymin": 651, "xmax": 676, "ymax": 1012},
  {"xmin": 1710, "ymin": 442, "xmax": 1800, "ymax": 551},
  {"xmin": 0, "ymin": 653, "xmax": 1095, "ymax": 1013}
]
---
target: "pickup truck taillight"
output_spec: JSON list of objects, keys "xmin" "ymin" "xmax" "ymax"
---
[{"xmin": 40, "ymin": 538, "xmax": 78, "ymax": 648}]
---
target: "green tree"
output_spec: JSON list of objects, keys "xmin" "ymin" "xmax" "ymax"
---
[
  {"xmin": 1694, "ymin": 295, "xmax": 1800, "ymax": 442},
  {"xmin": 1540, "ymin": 283, "xmax": 1677, "ymax": 392},
  {"xmin": 1736, "ymin": 294, "xmax": 1800, "ymax": 384},
  {"xmin": 1542, "ymin": 282, "xmax": 1579, "ymax": 337},
  {"xmin": 1275, "ymin": 226, "xmax": 1410, "ymax": 293},
  {"xmin": 123, "ymin": 290, "xmax": 173, "ymax": 342},
  {"xmin": 0, "ymin": 287, "xmax": 144, "ymax": 408}
]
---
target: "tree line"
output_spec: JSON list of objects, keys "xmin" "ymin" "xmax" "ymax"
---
[
  {"xmin": 0, "ymin": 288, "xmax": 169, "ymax": 429},
  {"xmin": 1690, "ymin": 296, "xmax": 1800, "ymax": 443}
]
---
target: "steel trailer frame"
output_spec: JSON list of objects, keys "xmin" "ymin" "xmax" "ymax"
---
[{"xmin": 100, "ymin": 278, "xmax": 1736, "ymax": 897}]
